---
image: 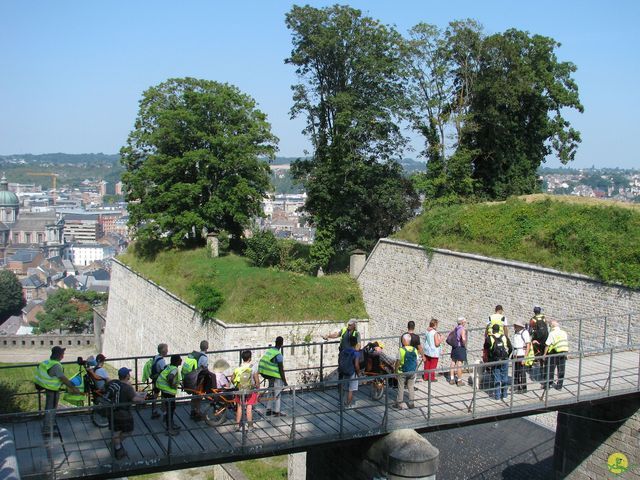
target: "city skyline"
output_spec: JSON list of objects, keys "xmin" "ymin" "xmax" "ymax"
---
[{"xmin": 1, "ymin": 0, "xmax": 638, "ymax": 168}]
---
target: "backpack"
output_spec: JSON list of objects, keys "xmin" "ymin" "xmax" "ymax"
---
[
  {"xmin": 490, "ymin": 335, "xmax": 509, "ymax": 361},
  {"xmin": 532, "ymin": 317, "xmax": 549, "ymax": 343},
  {"xmin": 141, "ymin": 355, "xmax": 163, "ymax": 383},
  {"xmin": 446, "ymin": 328, "xmax": 459, "ymax": 347},
  {"xmin": 338, "ymin": 348, "xmax": 356, "ymax": 376},
  {"xmin": 400, "ymin": 347, "xmax": 418, "ymax": 373},
  {"xmin": 233, "ymin": 365, "xmax": 253, "ymax": 390}
]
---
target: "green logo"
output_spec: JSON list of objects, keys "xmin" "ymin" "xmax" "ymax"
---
[{"xmin": 607, "ymin": 452, "xmax": 629, "ymax": 475}]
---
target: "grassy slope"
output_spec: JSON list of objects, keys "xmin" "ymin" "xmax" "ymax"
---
[
  {"xmin": 0, "ymin": 363, "xmax": 39, "ymax": 413},
  {"xmin": 394, "ymin": 196, "xmax": 640, "ymax": 289},
  {"xmin": 119, "ymin": 249, "xmax": 367, "ymax": 324}
]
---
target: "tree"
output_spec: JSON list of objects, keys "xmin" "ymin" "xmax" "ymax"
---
[
  {"xmin": 0, "ymin": 270, "xmax": 25, "ymax": 323},
  {"xmin": 121, "ymin": 78, "xmax": 278, "ymax": 256},
  {"xmin": 35, "ymin": 290, "xmax": 107, "ymax": 334},
  {"xmin": 285, "ymin": 5, "xmax": 419, "ymax": 257},
  {"xmin": 464, "ymin": 30, "xmax": 583, "ymax": 199}
]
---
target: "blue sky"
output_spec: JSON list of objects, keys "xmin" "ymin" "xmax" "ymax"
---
[{"xmin": 1, "ymin": 1, "xmax": 638, "ymax": 168}]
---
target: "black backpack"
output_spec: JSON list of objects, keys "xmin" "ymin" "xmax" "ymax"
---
[
  {"xmin": 338, "ymin": 348, "xmax": 356, "ymax": 376},
  {"xmin": 490, "ymin": 335, "xmax": 509, "ymax": 361},
  {"xmin": 532, "ymin": 317, "xmax": 549, "ymax": 343}
]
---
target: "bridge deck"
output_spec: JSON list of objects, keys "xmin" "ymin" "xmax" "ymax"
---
[{"xmin": 3, "ymin": 349, "xmax": 639, "ymax": 479}]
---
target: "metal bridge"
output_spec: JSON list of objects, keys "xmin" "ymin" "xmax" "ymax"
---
[{"xmin": 1, "ymin": 315, "xmax": 639, "ymax": 479}]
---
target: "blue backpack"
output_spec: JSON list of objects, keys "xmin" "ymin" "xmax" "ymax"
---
[
  {"xmin": 401, "ymin": 346, "xmax": 418, "ymax": 373},
  {"xmin": 338, "ymin": 348, "xmax": 356, "ymax": 376}
]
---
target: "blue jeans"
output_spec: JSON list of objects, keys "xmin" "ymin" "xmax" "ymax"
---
[{"xmin": 492, "ymin": 363, "xmax": 509, "ymax": 399}]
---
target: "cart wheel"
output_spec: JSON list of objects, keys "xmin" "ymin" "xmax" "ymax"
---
[
  {"xmin": 91, "ymin": 404, "xmax": 109, "ymax": 428},
  {"xmin": 204, "ymin": 403, "xmax": 228, "ymax": 426}
]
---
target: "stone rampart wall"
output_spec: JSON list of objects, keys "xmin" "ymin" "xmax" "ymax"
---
[
  {"xmin": 0, "ymin": 334, "xmax": 94, "ymax": 350},
  {"xmin": 358, "ymin": 239, "xmax": 640, "ymax": 361},
  {"xmin": 104, "ymin": 260, "xmax": 368, "ymax": 382}
]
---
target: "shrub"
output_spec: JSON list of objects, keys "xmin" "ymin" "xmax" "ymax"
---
[
  {"xmin": 191, "ymin": 283, "xmax": 224, "ymax": 323},
  {"xmin": 244, "ymin": 230, "xmax": 280, "ymax": 267}
]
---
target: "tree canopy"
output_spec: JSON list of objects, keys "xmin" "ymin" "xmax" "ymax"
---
[
  {"xmin": 34, "ymin": 289, "xmax": 107, "ymax": 334},
  {"xmin": 121, "ymin": 78, "xmax": 278, "ymax": 256},
  {"xmin": 0, "ymin": 270, "xmax": 25, "ymax": 323},
  {"xmin": 286, "ymin": 5, "xmax": 419, "ymax": 259}
]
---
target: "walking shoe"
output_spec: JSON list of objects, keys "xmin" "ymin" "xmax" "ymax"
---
[
  {"xmin": 114, "ymin": 447, "xmax": 127, "ymax": 459},
  {"xmin": 449, "ymin": 380, "xmax": 455, "ymax": 385},
  {"xmin": 392, "ymin": 403, "xmax": 404, "ymax": 410},
  {"xmin": 247, "ymin": 421, "xmax": 254, "ymax": 430},
  {"xmin": 235, "ymin": 423, "xmax": 243, "ymax": 432},
  {"xmin": 554, "ymin": 384, "xmax": 562, "ymax": 390},
  {"xmin": 151, "ymin": 411, "xmax": 161, "ymax": 419},
  {"xmin": 273, "ymin": 411, "xmax": 287, "ymax": 417},
  {"xmin": 265, "ymin": 409, "xmax": 273, "ymax": 416},
  {"xmin": 165, "ymin": 428, "xmax": 180, "ymax": 436}
]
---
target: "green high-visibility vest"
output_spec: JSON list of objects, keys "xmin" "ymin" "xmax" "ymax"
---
[
  {"xmin": 34, "ymin": 359, "xmax": 63, "ymax": 391},
  {"xmin": 156, "ymin": 365, "xmax": 181, "ymax": 395},
  {"xmin": 63, "ymin": 369, "xmax": 86, "ymax": 406},
  {"xmin": 182, "ymin": 352, "xmax": 201, "ymax": 375},
  {"xmin": 487, "ymin": 314, "xmax": 505, "ymax": 335},
  {"xmin": 258, "ymin": 348, "xmax": 282, "ymax": 379},
  {"xmin": 548, "ymin": 329, "xmax": 569, "ymax": 353}
]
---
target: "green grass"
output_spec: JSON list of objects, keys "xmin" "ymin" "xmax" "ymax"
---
[
  {"xmin": 394, "ymin": 197, "xmax": 640, "ymax": 289},
  {"xmin": 236, "ymin": 456, "xmax": 288, "ymax": 480},
  {"xmin": 119, "ymin": 250, "xmax": 368, "ymax": 324},
  {"xmin": 0, "ymin": 363, "xmax": 40, "ymax": 413}
]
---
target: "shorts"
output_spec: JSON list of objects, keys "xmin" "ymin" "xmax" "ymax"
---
[
  {"xmin": 235, "ymin": 392, "xmax": 259, "ymax": 405},
  {"xmin": 109, "ymin": 411, "xmax": 134, "ymax": 433},
  {"xmin": 340, "ymin": 373, "xmax": 358, "ymax": 392},
  {"xmin": 451, "ymin": 346, "xmax": 467, "ymax": 363}
]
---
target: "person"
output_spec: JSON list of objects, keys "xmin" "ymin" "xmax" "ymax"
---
[
  {"xmin": 92, "ymin": 354, "xmax": 109, "ymax": 391},
  {"xmin": 148, "ymin": 343, "xmax": 168, "ymax": 419},
  {"xmin": 337, "ymin": 335, "xmax": 361, "ymax": 408},
  {"xmin": 182, "ymin": 340, "xmax": 209, "ymax": 420},
  {"xmin": 512, "ymin": 321, "xmax": 531, "ymax": 393},
  {"xmin": 212, "ymin": 359, "xmax": 231, "ymax": 389},
  {"xmin": 233, "ymin": 350, "xmax": 260, "ymax": 431},
  {"xmin": 484, "ymin": 324, "xmax": 513, "ymax": 400},
  {"xmin": 400, "ymin": 321, "xmax": 424, "ymax": 354},
  {"xmin": 487, "ymin": 305, "xmax": 509, "ymax": 337},
  {"xmin": 528, "ymin": 306, "xmax": 549, "ymax": 379},
  {"xmin": 543, "ymin": 320, "xmax": 569, "ymax": 390},
  {"xmin": 258, "ymin": 336, "xmax": 288, "ymax": 417},
  {"xmin": 423, "ymin": 318, "xmax": 443, "ymax": 382},
  {"xmin": 156, "ymin": 354, "xmax": 182, "ymax": 435},
  {"xmin": 395, "ymin": 334, "xmax": 418, "ymax": 409},
  {"xmin": 449, "ymin": 317, "xmax": 468, "ymax": 387},
  {"xmin": 104, "ymin": 367, "xmax": 147, "ymax": 459},
  {"xmin": 34, "ymin": 346, "xmax": 80, "ymax": 434},
  {"xmin": 324, "ymin": 319, "xmax": 361, "ymax": 351}
]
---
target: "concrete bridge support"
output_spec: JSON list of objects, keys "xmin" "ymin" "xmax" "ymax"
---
[
  {"xmin": 303, "ymin": 429, "xmax": 439, "ymax": 480},
  {"xmin": 554, "ymin": 394, "xmax": 640, "ymax": 479}
]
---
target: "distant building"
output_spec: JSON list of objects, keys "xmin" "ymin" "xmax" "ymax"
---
[
  {"xmin": 6, "ymin": 249, "xmax": 44, "ymax": 275},
  {"xmin": 67, "ymin": 243, "xmax": 115, "ymax": 266},
  {"xmin": 20, "ymin": 274, "xmax": 46, "ymax": 301},
  {"xmin": 63, "ymin": 215, "xmax": 101, "ymax": 243}
]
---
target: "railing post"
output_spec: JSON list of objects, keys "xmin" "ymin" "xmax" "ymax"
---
[
  {"xmin": 471, "ymin": 365, "xmax": 477, "ymax": 417},
  {"xmin": 290, "ymin": 386, "xmax": 296, "ymax": 441},
  {"xmin": 241, "ymin": 391, "xmax": 247, "ymax": 448},
  {"xmin": 382, "ymin": 377, "xmax": 389, "ymax": 430},
  {"xmin": 426, "ymin": 372, "xmax": 432, "ymax": 422},
  {"xmin": 134, "ymin": 357, "xmax": 139, "ymax": 389},
  {"xmin": 509, "ymin": 358, "xmax": 514, "ymax": 413},
  {"xmin": 576, "ymin": 350, "xmax": 583, "ymax": 402},
  {"xmin": 607, "ymin": 348, "xmax": 614, "ymax": 396},
  {"xmin": 577, "ymin": 317, "xmax": 583, "ymax": 351},
  {"xmin": 339, "ymin": 379, "xmax": 344, "ymax": 437},
  {"xmin": 166, "ymin": 397, "xmax": 173, "ymax": 459},
  {"xmin": 319, "ymin": 342, "xmax": 324, "ymax": 384},
  {"xmin": 602, "ymin": 316, "xmax": 608, "ymax": 350},
  {"xmin": 544, "ymin": 357, "xmax": 551, "ymax": 408},
  {"xmin": 627, "ymin": 314, "xmax": 632, "ymax": 346}
]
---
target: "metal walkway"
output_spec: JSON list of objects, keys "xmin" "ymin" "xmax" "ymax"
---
[{"xmin": 2, "ymin": 346, "xmax": 639, "ymax": 479}]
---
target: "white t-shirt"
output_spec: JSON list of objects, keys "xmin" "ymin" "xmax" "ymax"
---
[{"xmin": 512, "ymin": 330, "xmax": 531, "ymax": 357}]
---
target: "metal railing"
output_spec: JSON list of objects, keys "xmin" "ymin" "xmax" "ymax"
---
[{"xmin": 1, "ymin": 343, "xmax": 639, "ymax": 479}]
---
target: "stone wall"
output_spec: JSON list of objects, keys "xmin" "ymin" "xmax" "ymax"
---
[
  {"xmin": 0, "ymin": 333, "xmax": 94, "ymax": 350},
  {"xmin": 104, "ymin": 259, "xmax": 368, "ymax": 381},
  {"xmin": 358, "ymin": 238, "xmax": 640, "ymax": 360}
]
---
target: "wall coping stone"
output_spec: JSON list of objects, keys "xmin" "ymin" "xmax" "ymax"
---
[{"xmin": 365, "ymin": 238, "xmax": 639, "ymax": 292}]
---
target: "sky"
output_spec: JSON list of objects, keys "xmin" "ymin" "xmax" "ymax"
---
[{"xmin": 1, "ymin": 1, "xmax": 638, "ymax": 169}]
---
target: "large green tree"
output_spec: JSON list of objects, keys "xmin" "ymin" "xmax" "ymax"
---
[
  {"xmin": 286, "ymin": 5, "xmax": 418, "ymax": 258},
  {"xmin": 464, "ymin": 30, "xmax": 583, "ymax": 199},
  {"xmin": 0, "ymin": 270, "xmax": 25, "ymax": 323},
  {"xmin": 121, "ymin": 78, "xmax": 278, "ymax": 256},
  {"xmin": 35, "ymin": 290, "xmax": 107, "ymax": 334}
]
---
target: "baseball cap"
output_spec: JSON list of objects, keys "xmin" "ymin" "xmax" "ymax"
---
[
  {"xmin": 51, "ymin": 346, "xmax": 66, "ymax": 357},
  {"xmin": 118, "ymin": 367, "xmax": 132, "ymax": 379},
  {"xmin": 533, "ymin": 306, "xmax": 542, "ymax": 314},
  {"xmin": 96, "ymin": 354, "xmax": 106, "ymax": 363}
]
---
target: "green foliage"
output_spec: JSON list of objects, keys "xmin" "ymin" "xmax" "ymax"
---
[
  {"xmin": 0, "ymin": 270, "xmax": 25, "ymax": 322},
  {"xmin": 236, "ymin": 456, "xmax": 288, "ymax": 480},
  {"xmin": 394, "ymin": 198, "xmax": 640, "ymax": 288},
  {"xmin": 244, "ymin": 230, "xmax": 281, "ymax": 267},
  {"xmin": 35, "ymin": 289, "xmax": 107, "ymax": 334},
  {"xmin": 120, "ymin": 77, "xmax": 278, "ymax": 257},
  {"xmin": 119, "ymin": 249, "xmax": 367, "ymax": 323},
  {"xmin": 190, "ymin": 283, "xmax": 224, "ymax": 323},
  {"xmin": 217, "ymin": 230, "xmax": 231, "ymax": 255},
  {"xmin": 286, "ymin": 5, "xmax": 419, "ymax": 253},
  {"xmin": 0, "ymin": 364, "xmax": 40, "ymax": 414}
]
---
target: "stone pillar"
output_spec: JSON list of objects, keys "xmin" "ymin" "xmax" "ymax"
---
[
  {"xmin": 207, "ymin": 233, "xmax": 219, "ymax": 258},
  {"xmin": 553, "ymin": 394, "xmax": 640, "ymax": 479},
  {"xmin": 288, "ymin": 452, "xmax": 307, "ymax": 480},
  {"xmin": 349, "ymin": 249, "xmax": 366, "ymax": 278}
]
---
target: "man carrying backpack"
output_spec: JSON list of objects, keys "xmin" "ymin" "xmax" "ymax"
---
[
  {"xmin": 142, "ymin": 343, "xmax": 168, "ymax": 420},
  {"xmin": 338, "ymin": 335, "xmax": 361, "ymax": 408},
  {"xmin": 156, "ymin": 354, "xmax": 182, "ymax": 435},
  {"xmin": 528, "ymin": 306, "xmax": 548, "ymax": 381},
  {"xmin": 182, "ymin": 340, "xmax": 209, "ymax": 420},
  {"xmin": 484, "ymin": 324, "xmax": 513, "ymax": 400},
  {"xmin": 394, "ymin": 334, "xmax": 418, "ymax": 409},
  {"xmin": 104, "ymin": 367, "xmax": 147, "ymax": 459},
  {"xmin": 259, "ymin": 336, "xmax": 288, "ymax": 417}
]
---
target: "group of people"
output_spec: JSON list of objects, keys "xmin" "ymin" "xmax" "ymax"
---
[{"xmin": 332, "ymin": 307, "xmax": 570, "ymax": 409}]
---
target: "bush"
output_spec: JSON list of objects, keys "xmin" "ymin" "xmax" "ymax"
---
[
  {"xmin": 244, "ymin": 230, "xmax": 280, "ymax": 267},
  {"xmin": 191, "ymin": 283, "xmax": 224, "ymax": 323}
]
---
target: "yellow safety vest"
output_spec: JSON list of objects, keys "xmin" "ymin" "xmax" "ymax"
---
[
  {"xmin": 258, "ymin": 348, "xmax": 282, "ymax": 379},
  {"xmin": 34, "ymin": 359, "xmax": 63, "ymax": 391},
  {"xmin": 233, "ymin": 364, "xmax": 254, "ymax": 390},
  {"xmin": 156, "ymin": 365, "xmax": 181, "ymax": 395},
  {"xmin": 487, "ymin": 314, "xmax": 505, "ymax": 335},
  {"xmin": 548, "ymin": 329, "xmax": 569, "ymax": 353},
  {"xmin": 397, "ymin": 345, "xmax": 417, "ymax": 373}
]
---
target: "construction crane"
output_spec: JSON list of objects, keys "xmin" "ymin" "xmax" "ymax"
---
[{"xmin": 26, "ymin": 172, "xmax": 59, "ymax": 205}]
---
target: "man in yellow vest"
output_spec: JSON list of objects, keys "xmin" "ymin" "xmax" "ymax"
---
[
  {"xmin": 34, "ymin": 346, "xmax": 80, "ymax": 435},
  {"xmin": 323, "ymin": 319, "xmax": 361, "ymax": 351},
  {"xmin": 543, "ymin": 320, "xmax": 569, "ymax": 390},
  {"xmin": 258, "ymin": 336, "xmax": 288, "ymax": 417},
  {"xmin": 394, "ymin": 334, "xmax": 418, "ymax": 409},
  {"xmin": 156, "ymin": 354, "xmax": 182, "ymax": 435},
  {"xmin": 486, "ymin": 305, "xmax": 509, "ymax": 338}
]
